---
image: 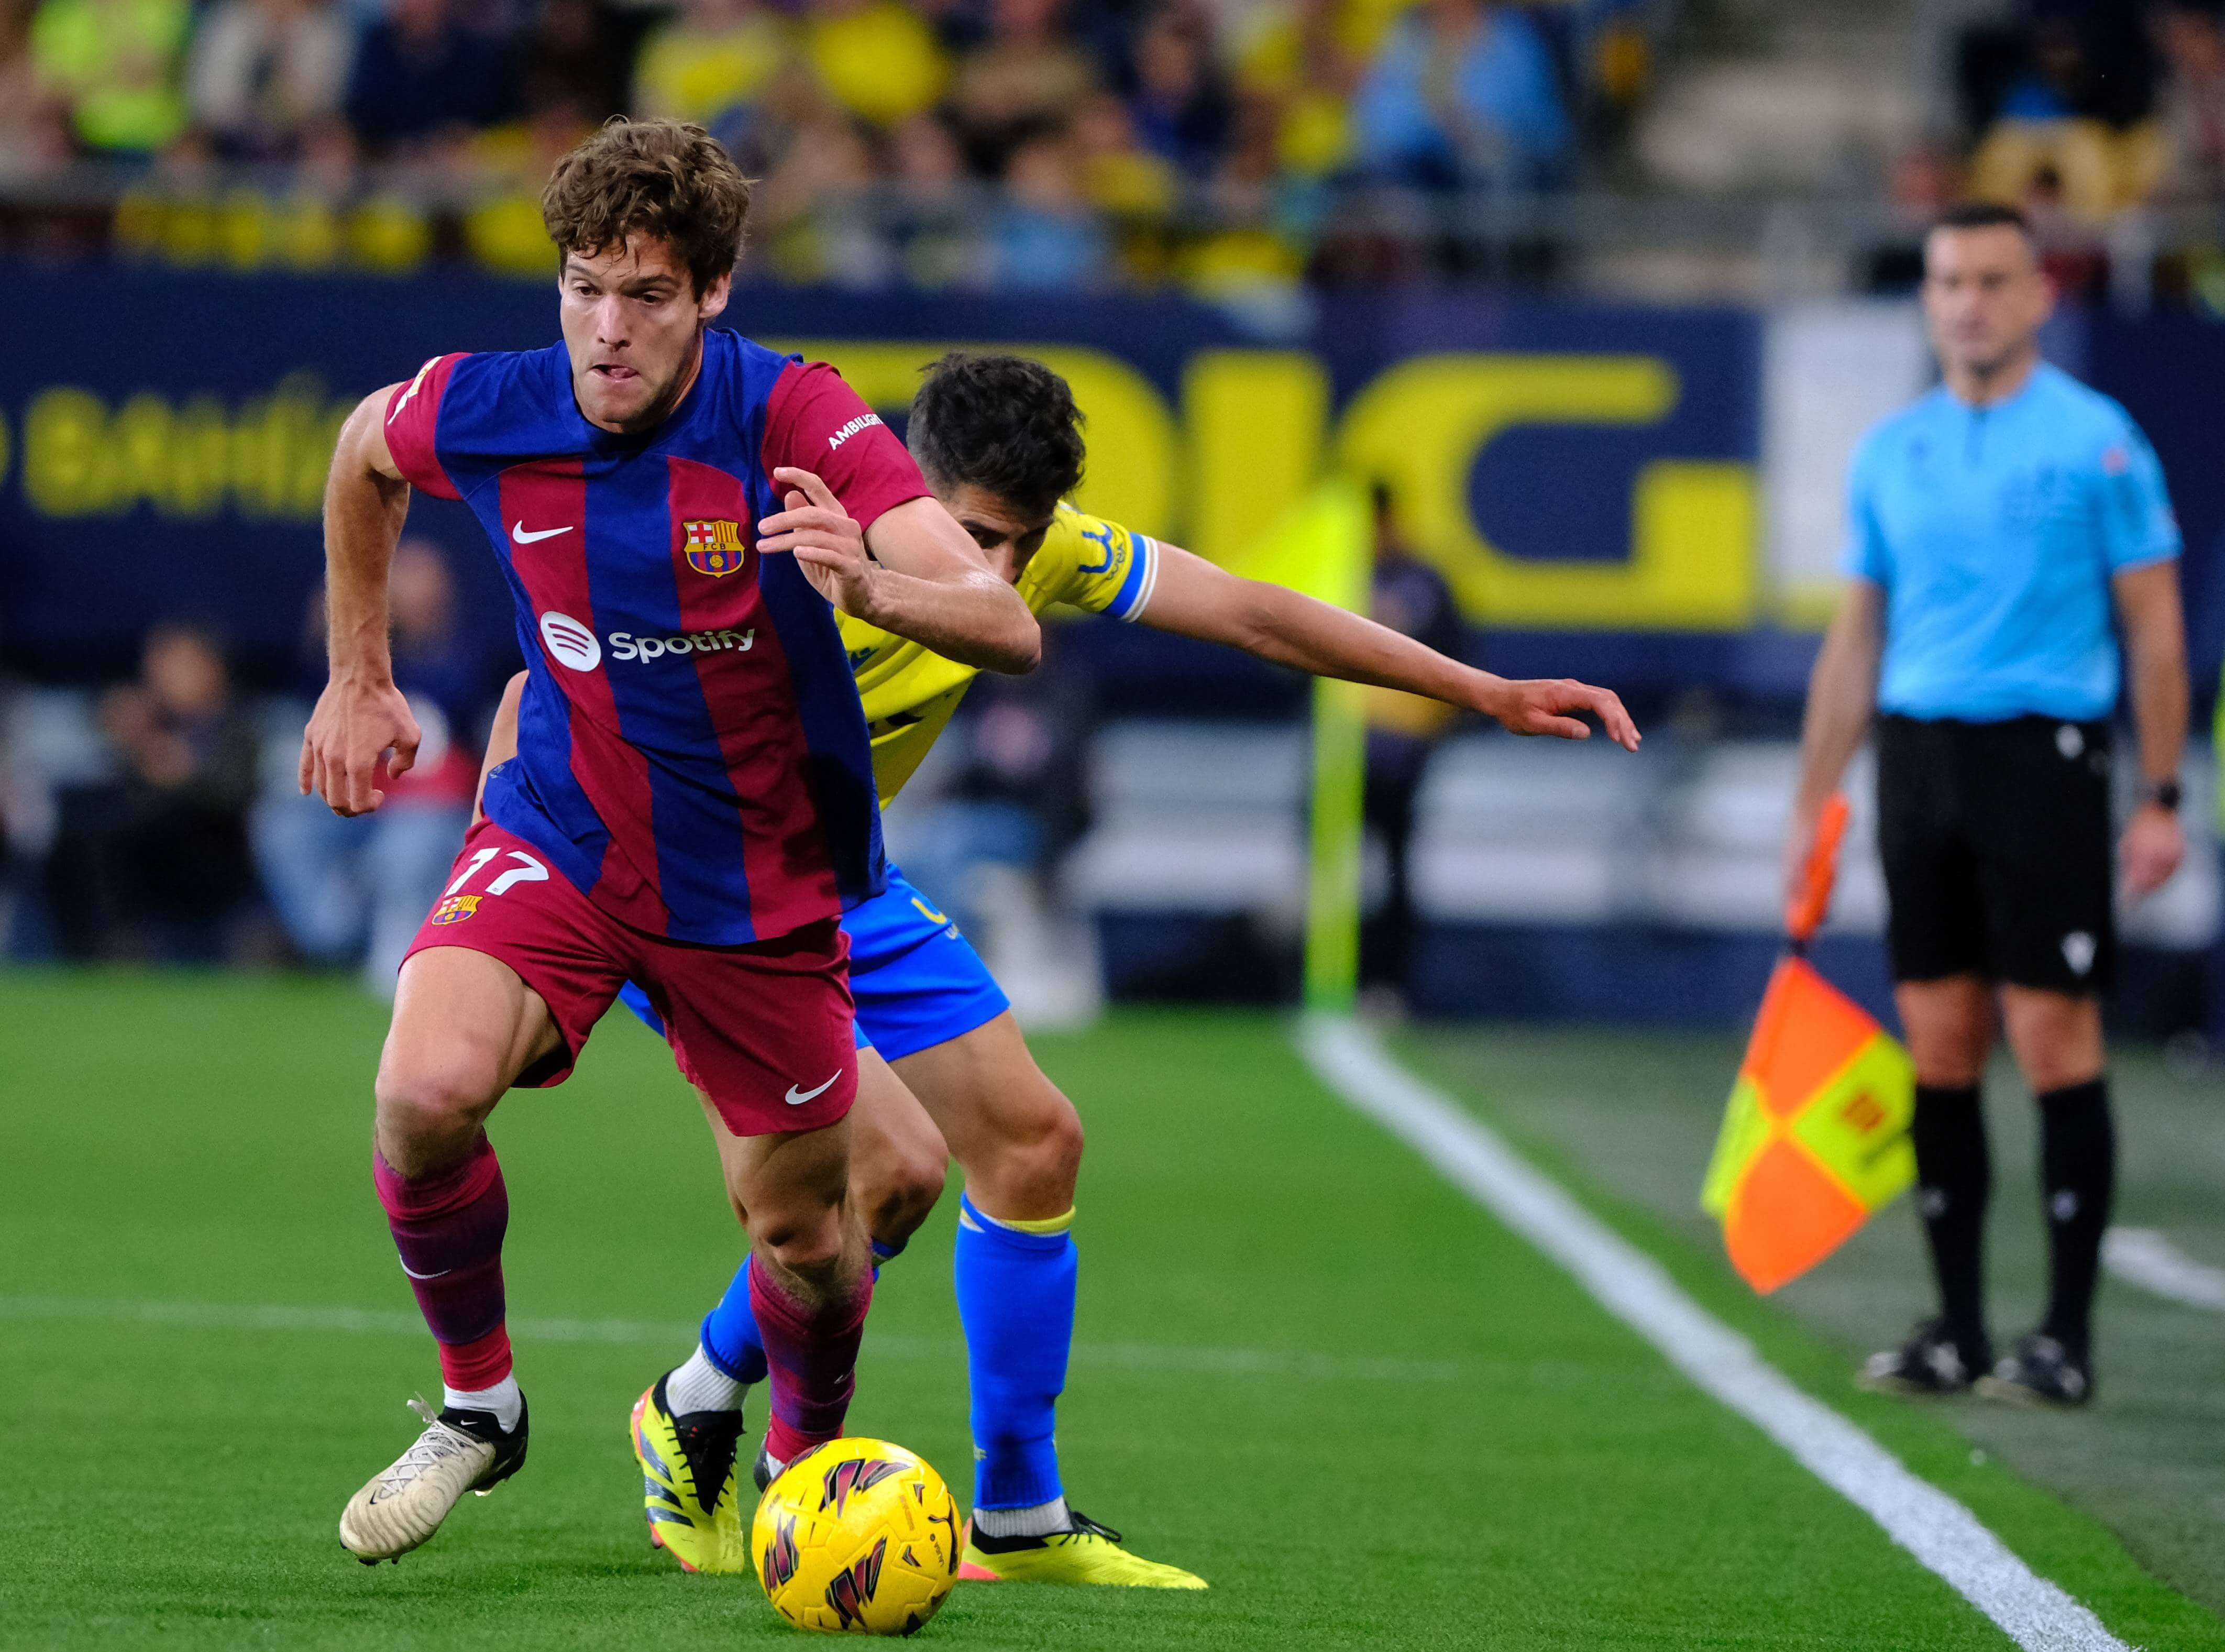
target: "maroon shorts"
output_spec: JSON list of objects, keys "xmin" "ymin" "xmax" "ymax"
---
[{"xmin": 401, "ymin": 819, "xmax": 857, "ymax": 1136}]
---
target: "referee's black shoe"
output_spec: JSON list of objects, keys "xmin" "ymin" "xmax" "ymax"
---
[
  {"xmin": 1977, "ymin": 1333, "xmax": 2093, "ymax": 1408},
  {"xmin": 1856, "ymin": 1319, "xmax": 1990, "ymax": 1397}
]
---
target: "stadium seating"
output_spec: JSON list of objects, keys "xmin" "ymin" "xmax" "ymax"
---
[{"xmin": 1061, "ymin": 721, "xmax": 2221, "ymax": 1023}]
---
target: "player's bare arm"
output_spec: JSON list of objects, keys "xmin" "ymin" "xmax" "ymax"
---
[
  {"xmin": 1130, "ymin": 539, "xmax": 1639, "ymax": 751},
  {"xmin": 2113, "ymin": 558, "xmax": 2189, "ymax": 900},
  {"xmin": 1785, "ymin": 577, "xmax": 1883, "ymax": 901},
  {"xmin": 299, "ymin": 385, "xmax": 423, "ymax": 818},
  {"xmin": 758, "ymin": 466, "xmax": 1040, "ymax": 674}
]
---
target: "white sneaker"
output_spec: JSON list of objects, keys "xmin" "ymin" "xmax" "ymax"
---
[{"xmin": 339, "ymin": 1394, "xmax": 530, "ymax": 1563}]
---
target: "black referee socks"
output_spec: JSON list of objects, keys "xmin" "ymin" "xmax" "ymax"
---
[
  {"xmin": 1908, "ymin": 1077, "xmax": 2113, "ymax": 1364},
  {"xmin": 2037, "ymin": 1077, "xmax": 2115, "ymax": 1361},
  {"xmin": 1910, "ymin": 1083, "xmax": 1990, "ymax": 1351}
]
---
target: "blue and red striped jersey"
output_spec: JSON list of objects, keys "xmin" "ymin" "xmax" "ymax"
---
[{"xmin": 384, "ymin": 329, "xmax": 928, "ymax": 945}]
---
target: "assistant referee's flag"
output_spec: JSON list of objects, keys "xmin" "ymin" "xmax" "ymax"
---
[{"xmin": 1701, "ymin": 796, "xmax": 1915, "ymax": 1294}]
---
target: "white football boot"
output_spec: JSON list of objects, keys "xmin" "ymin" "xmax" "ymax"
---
[{"xmin": 339, "ymin": 1395, "xmax": 530, "ymax": 1563}]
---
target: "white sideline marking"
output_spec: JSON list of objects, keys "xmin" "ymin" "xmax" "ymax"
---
[
  {"xmin": 0, "ymin": 1296, "xmax": 1463, "ymax": 1384},
  {"xmin": 1297, "ymin": 1015, "xmax": 2131, "ymax": 1652},
  {"xmin": 2103, "ymin": 1228, "xmax": 2225, "ymax": 1314}
]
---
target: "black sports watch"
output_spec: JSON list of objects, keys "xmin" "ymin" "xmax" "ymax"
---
[{"xmin": 2145, "ymin": 778, "xmax": 2183, "ymax": 812}]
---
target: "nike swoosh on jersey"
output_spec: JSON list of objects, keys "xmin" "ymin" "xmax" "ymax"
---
[
  {"xmin": 785, "ymin": 1073, "xmax": 841, "ymax": 1106},
  {"xmin": 511, "ymin": 522, "xmax": 574, "ymax": 544}
]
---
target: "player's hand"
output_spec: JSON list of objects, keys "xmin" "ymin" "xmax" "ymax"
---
[
  {"xmin": 2120, "ymin": 801, "xmax": 2184, "ymax": 902},
  {"xmin": 1781, "ymin": 795, "xmax": 1825, "ymax": 912},
  {"xmin": 299, "ymin": 674, "xmax": 420, "ymax": 818},
  {"xmin": 761, "ymin": 466, "xmax": 876, "ymax": 617},
  {"xmin": 1478, "ymin": 677, "xmax": 1641, "ymax": 751}
]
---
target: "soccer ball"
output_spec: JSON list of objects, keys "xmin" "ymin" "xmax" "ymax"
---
[{"xmin": 750, "ymin": 1438, "xmax": 962, "ymax": 1635}]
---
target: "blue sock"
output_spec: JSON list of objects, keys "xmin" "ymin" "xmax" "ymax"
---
[
  {"xmin": 701, "ymin": 1253, "xmax": 769, "ymax": 1385},
  {"xmin": 701, "ymin": 1239, "xmax": 901, "ymax": 1389},
  {"xmin": 953, "ymin": 1192, "xmax": 1075, "ymax": 1511}
]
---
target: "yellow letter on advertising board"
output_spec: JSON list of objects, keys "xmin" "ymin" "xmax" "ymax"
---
[
  {"xmin": 1181, "ymin": 350, "xmax": 1326, "ymax": 568},
  {"xmin": 24, "ymin": 388, "xmax": 114, "ymax": 517},
  {"xmin": 1336, "ymin": 354, "xmax": 1758, "ymax": 629}
]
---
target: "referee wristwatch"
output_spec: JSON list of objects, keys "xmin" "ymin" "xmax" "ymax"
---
[{"xmin": 2144, "ymin": 778, "xmax": 2183, "ymax": 812}]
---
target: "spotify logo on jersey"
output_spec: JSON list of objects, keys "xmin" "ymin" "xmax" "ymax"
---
[{"xmin": 539, "ymin": 611, "xmax": 601, "ymax": 671}]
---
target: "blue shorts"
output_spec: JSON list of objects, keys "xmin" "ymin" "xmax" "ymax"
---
[{"xmin": 615, "ymin": 863, "xmax": 1009, "ymax": 1064}]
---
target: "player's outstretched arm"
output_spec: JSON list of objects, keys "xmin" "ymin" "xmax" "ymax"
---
[
  {"xmin": 758, "ymin": 468, "xmax": 1040, "ymax": 675},
  {"xmin": 1133, "ymin": 540, "xmax": 1639, "ymax": 751},
  {"xmin": 299, "ymin": 386, "xmax": 423, "ymax": 818},
  {"xmin": 1785, "ymin": 578, "xmax": 1883, "ymax": 900}
]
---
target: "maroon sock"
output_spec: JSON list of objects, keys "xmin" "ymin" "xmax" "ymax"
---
[
  {"xmin": 373, "ymin": 1134, "xmax": 512, "ymax": 1391},
  {"xmin": 748, "ymin": 1252, "xmax": 873, "ymax": 1463}
]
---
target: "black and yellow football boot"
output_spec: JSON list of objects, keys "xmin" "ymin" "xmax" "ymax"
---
[
  {"xmin": 629, "ymin": 1374, "xmax": 751, "ymax": 1574},
  {"xmin": 962, "ymin": 1509, "xmax": 1207, "ymax": 1588}
]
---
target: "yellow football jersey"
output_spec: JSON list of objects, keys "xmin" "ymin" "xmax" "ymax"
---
[{"xmin": 842, "ymin": 504, "xmax": 1161, "ymax": 804}]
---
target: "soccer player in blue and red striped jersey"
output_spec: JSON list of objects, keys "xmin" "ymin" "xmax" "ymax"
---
[
  {"xmin": 301, "ymin": 119, "xmax": 1039, "ymax": 1565},
  {"xmin": 469, "ymin": 354, "xmax": 1638, "ymax": 1584}
]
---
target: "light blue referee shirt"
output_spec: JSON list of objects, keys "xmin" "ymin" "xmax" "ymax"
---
[{"xmin": 1842, "ymin": 361, "xmax": 2180, "ymax": 723}]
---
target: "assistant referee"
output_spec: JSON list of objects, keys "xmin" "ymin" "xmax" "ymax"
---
[{"xmin": 1788, "ymin": 202, "xmax": 2188, "ymax": 1407}]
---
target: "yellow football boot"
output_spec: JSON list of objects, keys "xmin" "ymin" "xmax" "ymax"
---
[
  {"xmin": 629, "ymin": 1375, "xmax": 751, "ymax": 1574},
  {"xmin": 962, "ymin": 1510, "xmax": 1207, "ymax": 1588}
]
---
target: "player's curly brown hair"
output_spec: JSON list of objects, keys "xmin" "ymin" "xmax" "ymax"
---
[{"xmin": 539, "ymin": 118, "xmax": 751, "ymax": 296}]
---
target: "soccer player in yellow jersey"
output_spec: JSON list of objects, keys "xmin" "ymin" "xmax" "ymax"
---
[
  {"xmin": 843, "ymin": 497, "xmax": 1160, "ymax": 802},
  {"xmin": 480, "ymin": 352, "xmax": 1638, "ymax": 1584}
]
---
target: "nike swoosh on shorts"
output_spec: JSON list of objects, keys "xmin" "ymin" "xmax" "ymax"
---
[{"xmin": 785, "ymin": 1073, "xmax": 840, "ymax": 1106}]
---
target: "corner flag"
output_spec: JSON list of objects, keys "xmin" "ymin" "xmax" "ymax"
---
[
  {"xmin": 1221, "ymin": 479, "xmax": 1372, "ymax": 1014},
  {"xmin": 1701, "ymin": 796, "xmax": 1915, "ymax": 1293}
]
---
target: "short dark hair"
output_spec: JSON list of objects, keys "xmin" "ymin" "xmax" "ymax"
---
[
  {"xmin": 1930, "ymin": 201, "xmax": 2034, "ymax": 241},
  {"xmin": 539, "ymin": 117, "xmax": 751, "ymax": 296},
  {"xmin": 908, "ymin": 353, "xmax": 1086, "ymax": 521}
]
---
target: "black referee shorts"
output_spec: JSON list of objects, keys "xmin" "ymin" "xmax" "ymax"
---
[{"xmin": 1874, "ymin": 714, "xmax": 2115, "ymax": 996}]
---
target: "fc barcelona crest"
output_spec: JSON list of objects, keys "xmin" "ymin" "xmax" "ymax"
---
[{"xmin": 685, "ymin": 519, "xmax": 746, "ymax": 578}]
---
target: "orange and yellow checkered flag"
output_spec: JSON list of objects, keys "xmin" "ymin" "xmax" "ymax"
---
[{"xmin": 1701, "ymin": 796, "xmax": 1915, "ymax": 1294}]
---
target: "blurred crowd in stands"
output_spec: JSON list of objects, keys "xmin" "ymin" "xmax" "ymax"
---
[
  {"xmin": 1875, "ymin": 1, "xmax": 2225, "ymax": 304},
  {"xmin": 0, "ymin": 0, "xmax": 1656, "ymax": 288},
  {"xmin": 7, "ymin": 0, "xmax": 2225, "ymax": 295},
  {"xmin": 0, "ymin": 542, "xmax": 497, "ymax": 978},
  {"xmin": 1957, "ymin": 0, "xmax": 2225, "ymax": 217}
]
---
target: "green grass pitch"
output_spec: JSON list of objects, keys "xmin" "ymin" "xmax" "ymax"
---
[{"xmin": 2, "ymin": 973, "xmax": 2218, "ymax": 1648}]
